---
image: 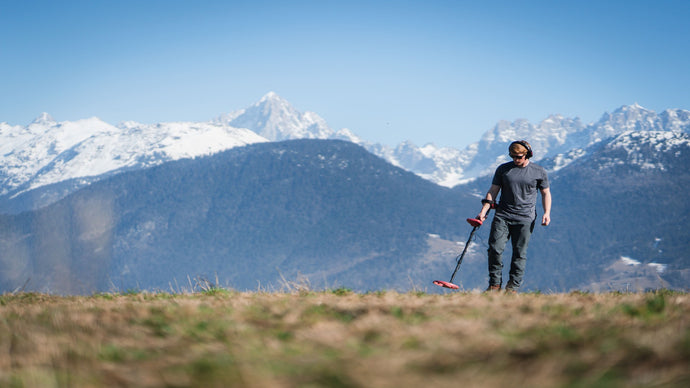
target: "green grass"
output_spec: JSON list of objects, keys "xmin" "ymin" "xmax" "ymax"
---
[{"xmin": 0, "ymin": 289, "xmax": 688, "ymax": 387}]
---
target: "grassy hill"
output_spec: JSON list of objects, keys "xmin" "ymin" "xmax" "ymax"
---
[{"xmin": 1, "ymin": 289, "xmax": 688, "ymax": 387}]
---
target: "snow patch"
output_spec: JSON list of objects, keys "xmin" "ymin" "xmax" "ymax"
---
[
  {"xmin": 621, "ymin": 256, "xmax": 641, "ymax": 266},
  {"xmin": 620, "ymin": 256, "xmax": 667, "ymax": 274},
  {"xmin": 648, "ymin": 263, "xmax": 667, "ymax": 274}
]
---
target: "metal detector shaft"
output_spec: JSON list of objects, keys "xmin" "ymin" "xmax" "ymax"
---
[
  {"xmin": 433, "ymin": 205, "xmax": 495, "ymax": 290},
  {"xmin": 448, "ymin": 225, "xmax": 479, "ymax": 284}
]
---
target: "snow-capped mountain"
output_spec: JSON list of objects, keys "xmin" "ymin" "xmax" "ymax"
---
[
  {"xmin": 541, "ymin": 129, "xmax": 690, "ymax": 174},
  {"xmin": 453, "ymin": 104, "xmax": 690, "ymax": 183},
  {"xmin": 3, "ymin": 91, "xmax": 690, "ymax": 214},
  {"xmin": 213, "ymin": 93, "xmax": 690, "ymax": 187},
  {"xmin": 214, "ymin": 92, "xmax": 361, "ymax": 143},
  {"xmin": 0, "ymin": 114, "xmax": 267, "ymax": 201},
  {"xmin": 455, "ymin": 114, "xmax": 589, "ymax": 180},
  {"xmin": 587, "ymin": 130, "xmax": 690, "ymax": 172},
  {"xmin": 211, "ymin": 93, "xmax": 475, "ymax": 185}
]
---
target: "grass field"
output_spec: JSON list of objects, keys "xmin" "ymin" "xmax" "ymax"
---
[{"xmin": 0, "ymin": 289, "xmax": 688, "ymax": 387}]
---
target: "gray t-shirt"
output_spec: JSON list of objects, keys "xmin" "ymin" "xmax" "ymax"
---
[{"xmin": 492, "ymin": 161, "xmax": 549, "ymax": 222}]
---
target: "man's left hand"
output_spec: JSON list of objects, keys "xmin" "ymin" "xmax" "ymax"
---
[{"xmin": 541, "ymin": 214, "xmax": 551, "ymax": 226}]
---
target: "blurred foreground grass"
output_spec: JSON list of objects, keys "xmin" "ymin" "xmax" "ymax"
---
[{"xmin": 0, "ymin": 289, "xmax": 688, "ymax": 387}]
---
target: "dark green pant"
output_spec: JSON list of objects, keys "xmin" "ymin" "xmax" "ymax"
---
[{"xmin": 487, "ymin": 215, "xmax": 535, "ymax": 290}]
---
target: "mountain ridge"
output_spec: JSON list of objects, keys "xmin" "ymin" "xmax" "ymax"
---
[
  {"xmin": 1, "ymin": 116, "xmax": 267, "ymax": 210},
  {"xmin": 3, "ymin": 93, "xmax": 690, "ymax": 215}
]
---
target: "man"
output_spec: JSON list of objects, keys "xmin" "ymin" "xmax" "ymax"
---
[{"xmin": 477, "ymin": 140, "xmax": 551, "ymax": 293}]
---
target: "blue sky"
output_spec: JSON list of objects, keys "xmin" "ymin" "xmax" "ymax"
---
[{"xmin": 2, "ymin": 0, "xmax": 689, "ymax": 148}]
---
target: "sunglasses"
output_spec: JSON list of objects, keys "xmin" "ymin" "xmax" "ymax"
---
[{"xmin": 509, "ymin": 154, "xmax": 526, "ymax": 159}]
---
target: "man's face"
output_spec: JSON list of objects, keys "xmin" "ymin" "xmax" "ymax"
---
[{"xmin": 510, "ymin": 153, "xmax": 528, "ymax": 167}]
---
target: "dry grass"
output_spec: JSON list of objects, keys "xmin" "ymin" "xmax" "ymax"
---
[{"xmin": 0, "ymin": 289, "xmax": 688, "ymax": 387}]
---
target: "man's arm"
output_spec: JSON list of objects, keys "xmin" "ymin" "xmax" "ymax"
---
[
  {"xmin": 478, "ymin": 184, "xmax": 500, "ymax": 221},
  {"xmin": 540, "ymin": 187, "xmax": 551, "ymax": 226}
]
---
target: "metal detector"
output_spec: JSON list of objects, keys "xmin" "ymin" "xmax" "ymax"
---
[{"xmin": 433, "ymin": 206, "xmax": 493, "ymax": 290}]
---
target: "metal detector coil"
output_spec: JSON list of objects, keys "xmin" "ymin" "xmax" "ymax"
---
[{"xmin": 433, "ymin": 280, "xmax": 459, "ymax": 289}]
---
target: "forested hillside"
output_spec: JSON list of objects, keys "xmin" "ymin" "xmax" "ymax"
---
[
  {"xmin": 1, "ymin": 132, "xmax": 689, "ymax": 294},
  {"xmin": 0, "ymin": 140, "xmax": 475, "ymax": 294}
]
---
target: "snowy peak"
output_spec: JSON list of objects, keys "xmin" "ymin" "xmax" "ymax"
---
[
  {"xmin": 659, "ymin": 109, "xmax": 690, "ymax": 132},
  {"xmin": 592, "ymin": 104, "xmax": 663, "ymax": 142},
  {"xmin": 258, "ymin": 91, "xmax": 284, "ymax": 104},
  {"xmin": 254, "ymin": 91, "xmax": 294, "ymax": 118},
  {"xmin": 468, "ymin": 104, "xmax": 689, "ymax": 176},
  {"xmin": 31, "ymin": 112, "xmax": 56, "ymax": 125},
  {"xmin": 480, "ymin": 114, "xmax": 586, "ymax": 151},
  {"xmin": 218, "ymin": 92, "xmax": 335, "ymax": 141}
]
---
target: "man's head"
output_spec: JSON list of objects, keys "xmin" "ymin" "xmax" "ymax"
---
[
  {"xmin": 509, "ymin": 140, "xmax": 532, "ymax": 166},
  {"xmin": 509, "ymin": 140, "xmax": 533, "ymax": 158}
]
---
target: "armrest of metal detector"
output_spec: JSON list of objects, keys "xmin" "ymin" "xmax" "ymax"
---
[{"xmin": 481, "ymin": 199, "xmax": 497, "ymax": 209}]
